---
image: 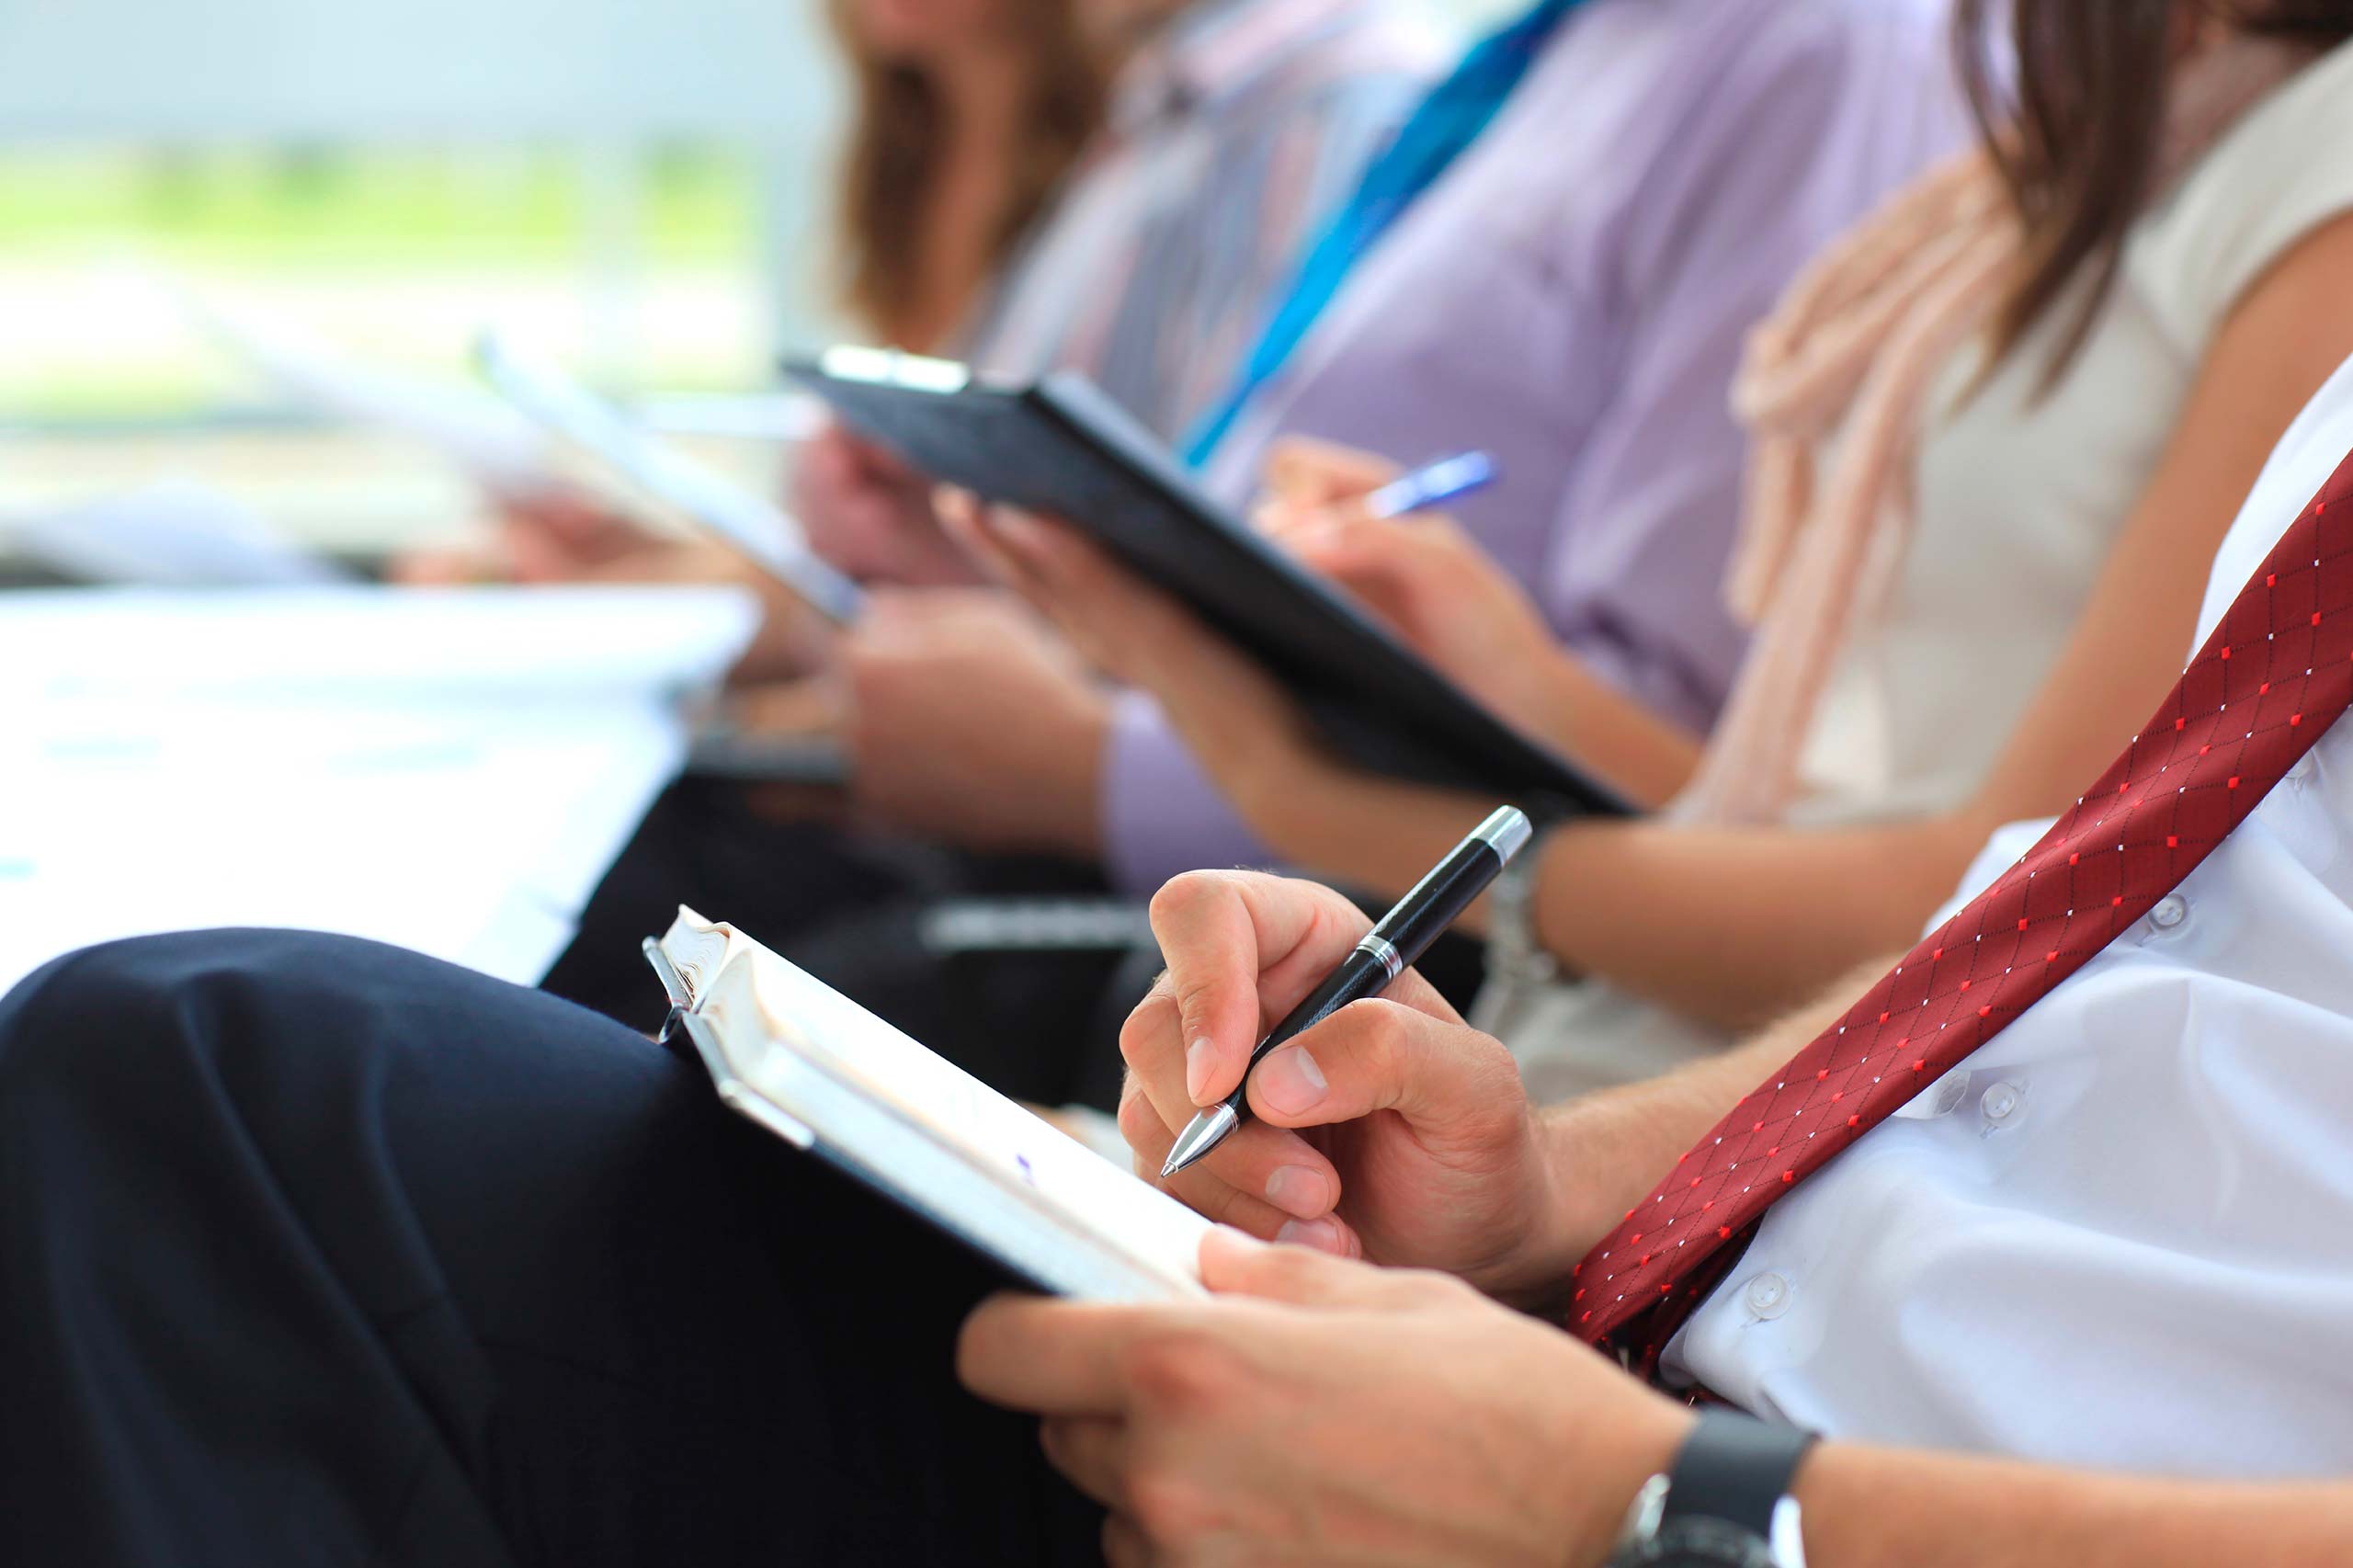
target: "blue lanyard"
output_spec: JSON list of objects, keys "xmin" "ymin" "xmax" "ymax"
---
[{"xmin": 1181, "ymin": 0, "xmax": 1591, "ymax": 467}]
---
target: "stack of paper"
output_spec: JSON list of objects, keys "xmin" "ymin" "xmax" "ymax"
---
[{"xmin": 0, "ymin": 585, "xmax": 760, "ymax": 994}]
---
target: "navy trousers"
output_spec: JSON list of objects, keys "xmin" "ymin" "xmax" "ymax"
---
[{"xmin": 0, "ymin": 931, "xmax": 1104, "ymax": 1567}]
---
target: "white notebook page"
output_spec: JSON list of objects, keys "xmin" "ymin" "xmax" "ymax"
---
[{"xmin": 668, "ymin": 910, "xmax": 1210, "ymax": 1296}]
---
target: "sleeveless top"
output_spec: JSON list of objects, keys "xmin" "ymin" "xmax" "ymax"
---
[{"xmin": 1493, "ymin": 39, "xmax": 2353, "ymax": 1102}]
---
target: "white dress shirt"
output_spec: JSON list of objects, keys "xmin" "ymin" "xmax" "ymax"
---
[{"xmin": 1665, "ymin": 351, "xmax": 2353, "ymax": 1476}]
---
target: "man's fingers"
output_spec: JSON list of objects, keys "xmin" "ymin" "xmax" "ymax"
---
[
  {"xmin": 1118, "ymin": 1075, "xmax": 1337, "ymax": 1233},
  {"xmin": 1140, "ymin": 872, "xmax": 1369, "ymax": 1107},
  {"xmin": 1040, "ymin": 1416, "xmax": 1131, "ymax": 1512},
  {"xmin": 1244, "ymin": 999, "xmax": 1523, "ymax": 1144},
  {"xmin": 1116, "ymin": 982, "xmax": 1237, "ymax": 1154},
  {"xmin": 958, "ymin": 1295, "xmax": 1141, "ymax": 1415},
  {"xmin": 1143, "ymin": 877, "xmax": 1279, "ymax": 1106},
  {"xmin": 1118, "ymin": 994, "xmax": 1334, "ymax": 1208}
]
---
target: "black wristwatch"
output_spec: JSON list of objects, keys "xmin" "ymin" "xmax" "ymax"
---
[{"xmin": 1606, "ymin": 1407, "xmax": 1817, "ymax": 1567}]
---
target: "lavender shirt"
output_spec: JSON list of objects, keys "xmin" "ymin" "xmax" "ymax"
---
[{"xmin": 1101, "ymin": 0, "xmax": 1972, "ymax": 893}]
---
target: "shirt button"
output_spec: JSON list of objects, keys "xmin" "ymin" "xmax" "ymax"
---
[
  {"xmin": 1743, "ymin": 1272, "xmax": 1793, "ymax": 1320},
  {"xmin": 1981, "ymin": 1081, "xmax": 2025, "ymax": 1124},
  {"xmin": 2149, "ymin": 895, "xmax": 2188, "ymax": 931},
  {"xmin": 2290, "ymin": 753, "xmax": 2317, "ymax": 783}
]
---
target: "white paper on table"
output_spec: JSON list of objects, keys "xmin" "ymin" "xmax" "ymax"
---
[
  {"xmin": 0, "ymin": 585, "xmax": 761, "ymax": 994},
  {"xmin": 0, "ymin": 696, "xmax": 688, "ymax": 989},
  {"xmin": 0, "ymin": 585, "xmax": 760, "ymax": 703}
]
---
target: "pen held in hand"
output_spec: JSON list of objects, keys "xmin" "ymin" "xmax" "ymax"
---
[
  {"xmin": 1159, "ymin": 804, "xmax": 1533, "ymax": 1178},
  {"xmin": 1358, "ymin": 450, "xmax": 1497, "ymax": 520}
]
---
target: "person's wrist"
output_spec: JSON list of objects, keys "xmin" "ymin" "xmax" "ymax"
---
[
  {"xmin": 1457, "ymin": 1105, "xmax": 1589, "ymax": 1314},
  {"xmin": 1559, "ymin": 1384, "xmax": 1698, "ymax": 1568},
  {"xmin": 1502, "ymin": 1091, "xmax": 1688, "ymax": 1305}
]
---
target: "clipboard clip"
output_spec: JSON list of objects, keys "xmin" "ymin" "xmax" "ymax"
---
[{"xmin": 641, "ymin": 937, "xmax": 695, "ymax": 1047}]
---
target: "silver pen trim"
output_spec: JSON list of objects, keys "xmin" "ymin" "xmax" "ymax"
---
[
  {"xmin": 1473, "ymin": 805, "xmax": 1534, "ymax": 865},
  {"xmin": 1159, "ymin": 1102, "xmax": 1241, "ymax": 1179},
  {"xmin": 1354, "ymin": 934, "xmax": 1404, "ymax": 983}
]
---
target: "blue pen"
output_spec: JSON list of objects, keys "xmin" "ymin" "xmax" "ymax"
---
[{"xmin": 1359, "ymin": 450, "xmax": 1497, "ymax": 519}]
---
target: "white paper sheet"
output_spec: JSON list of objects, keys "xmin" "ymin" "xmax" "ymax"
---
[
  {"xmin": 0, "ymin": 585, "xmax": 757, "ymax": 699},
  {"xmin": 1, "ymin": 479, "xmax": 353, "ymax": 587},
  {"xmin": 0, "ymin": 585, "xmax": 760, "ymax": 994}
]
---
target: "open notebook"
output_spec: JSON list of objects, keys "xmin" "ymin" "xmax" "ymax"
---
[{"xmin": 646, "ymin": 907, "xmax": 1211, "ymax": 1301}]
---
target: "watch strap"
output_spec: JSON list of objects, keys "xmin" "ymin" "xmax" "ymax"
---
[{"xmin": 1661, "ymin": 1407, "xmax": 1817, "ymax": 1535}]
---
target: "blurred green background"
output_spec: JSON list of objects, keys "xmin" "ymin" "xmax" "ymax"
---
[
  {"xmin": 0, "ymin": 145, "xmax": 771, "ymax": 419},
  {"xmin": 0, "ymin": 146, "xmax": 752, "ymax": 267}
]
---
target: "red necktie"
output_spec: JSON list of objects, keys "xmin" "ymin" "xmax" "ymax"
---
[{"xmin": 1576, "ymin": 442, "xmax": 2353, "ymax": 1369}]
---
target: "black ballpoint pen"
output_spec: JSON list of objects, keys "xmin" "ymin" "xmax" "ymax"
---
[{"xmin": 1159, "ymin": 804, "xmax": 1534, "ymax": 1178}]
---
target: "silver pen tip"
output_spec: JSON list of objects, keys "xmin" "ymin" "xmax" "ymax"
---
[
  {"xmin": 1476, "ymin": 805, "xmax": 1534, "ymax": 864},
  {"xmin": 1159, "ymin": 1103, "xmax": 1241, "ymax": 1179}
]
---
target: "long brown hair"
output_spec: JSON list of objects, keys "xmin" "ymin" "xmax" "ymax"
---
[
  {"xmin": 1955, "ymin": 0, "xmax": 2353, "ymax": 382},
  {"xmin": 832, "ymin": 0, "xmax": 1103, "ymax": 347}
]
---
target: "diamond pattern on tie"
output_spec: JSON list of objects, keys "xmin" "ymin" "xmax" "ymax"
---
[{"xmin": 1574, "ymin": 444, "xmax": 2353, "ymax": 1370}]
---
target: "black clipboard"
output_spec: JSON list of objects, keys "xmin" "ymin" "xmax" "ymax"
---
[{"xmin": 783, "ymin": 348, "xmax": 1634, "ymax": 822}]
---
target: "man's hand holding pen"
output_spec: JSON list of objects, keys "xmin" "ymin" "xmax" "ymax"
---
[
  {"xmin": 957, "ymin": 865, "xmax": 1699, "ymax": 1567},
  {"xmin": 1110, "ymin": 867, "xmax": 1615, "ymax": 1301}
]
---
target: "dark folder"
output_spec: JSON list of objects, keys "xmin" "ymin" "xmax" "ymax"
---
[{"xmin": 784, "ymin": 349, "xmax": 1634, "ymax": 823}]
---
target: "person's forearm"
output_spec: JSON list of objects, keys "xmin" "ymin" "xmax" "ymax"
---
[
  {"xmin": 1537, "ymin": 653, "xmax": 1705, "ymax": 812},
  {"xmin": 1531, "ymin": 810, "xmax": 1991, "ymax": 1031},
  {"xmin": 1513, "ymin": 972, "xmax": 1882, "ymax": 1300},
  {"xmin": 1245, "ymin": 772, "xmax": 1509, "ymax": 912},
  {"xmin": 1246, "ymin": 763, "xmax": 1969, "ymax": 1040},
  {"xmin": 1791, "ymin": 1443, "xmax": 2353, "ymax": 1568}
]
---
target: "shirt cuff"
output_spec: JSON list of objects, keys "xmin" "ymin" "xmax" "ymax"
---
[{"xmin": 1099, "ymin": 689, "xmax": 1280, "ymax": 897}]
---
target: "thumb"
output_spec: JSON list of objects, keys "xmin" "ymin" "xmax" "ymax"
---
[{"xmin": 1246, "ymin": 999, "xmax": 1526, "ymax": 1145}]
